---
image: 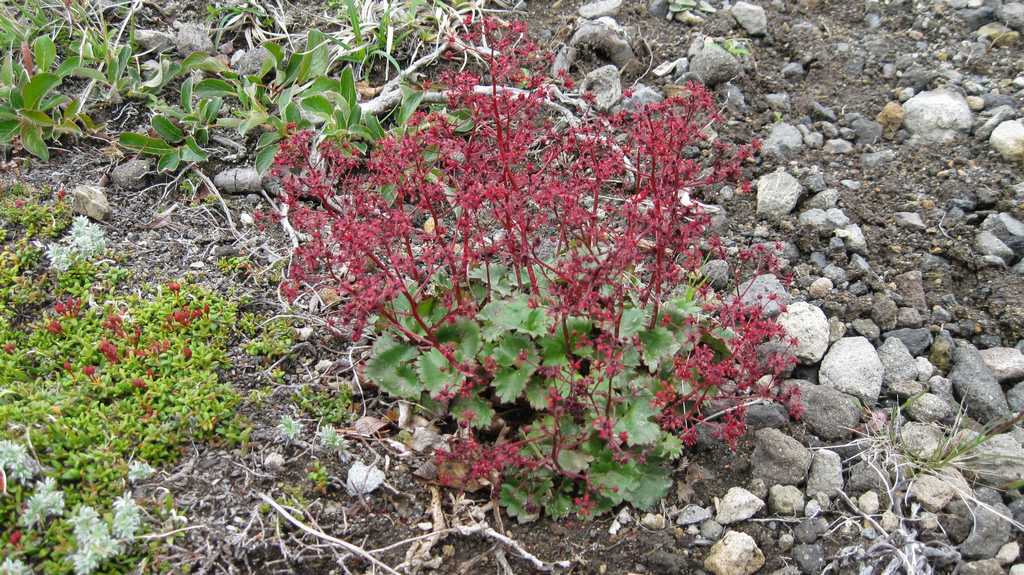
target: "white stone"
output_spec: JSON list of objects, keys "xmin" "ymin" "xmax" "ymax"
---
[
  {"xmin": 991, "ymin": 120, "xmax": 1024, "ymax": 162},
  {"xmin": 756, "ymin": 168, "xmax": 803, "ymax": 219},
  {"xmin": 979, "ymin": 347, "xmax": 1024, "ymax": 382},
  {"xmin": 731, "ymin": 1, "xmax": 768, "ymax": 35},
  {"xmin": 715, "ymin": 487, "xmax": 765, "ymax": 524},
  {"xmin": 902, "ymin": 89, "xmax": 974, "ymax": 144},
  {"xmin": 819, "ymin": 337, "xmax": 884, "ymax": 403},
  {"xmin": 778, "ymin": 302, "xmax": 830, "ymax": 364},
  {"xmin": 704, "ymin": 531, "xmax": 765, "ymax": 575},
  {"xmin": 578, "ymin": 0, "xmax": 622, "ymax": 18}
]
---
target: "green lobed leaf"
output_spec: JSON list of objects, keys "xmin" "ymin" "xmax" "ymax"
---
[
  {"xmin": 451, "ymin": 392, "xmax": 494, "ymax": 429},
  {"xmin": 613, "ymin": 398, "xmax": 660, "ymax": 446},
  {"xmin": 365, "ymin": 335, "xmax": 421, "ymax": 400},
  {"xmin": 493, "ymin": 363, "xmax": 535, "ymax": 403},
  {"xmin": 415, "ymin": 348, "xmax": 461, "ymax": 396},
  {"xmin": 434, "ymin": 319, "xmax": 480, "ymax": 363},
  {"xmin": 479, "ymin": 295, "xmax": 551, "ymax": 341},
  {"xmin": 638, "ymin": 326, "xmax": 681, "ymax": 371},
  {"xmin": 618, "ymin": 307, "xmax": 648, "ymax": 340}
]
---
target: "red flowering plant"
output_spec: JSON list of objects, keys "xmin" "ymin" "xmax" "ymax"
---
[{"xmin": 274, "ymin": 20, "xmax": 795, "ymax": 521}]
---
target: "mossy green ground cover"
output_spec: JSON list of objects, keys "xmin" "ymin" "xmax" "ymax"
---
[{"xmin": 0, "ymin": 183, "xmax": 245, "ymax": 574}]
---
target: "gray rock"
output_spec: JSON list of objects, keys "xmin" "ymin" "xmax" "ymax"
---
[
  {"xmin": 264, "ymin": 451, "xmax": 285, "ymax": 471},
  {"xmin": 715, "ymin": 487, "xmax": 765, "ymax": 524},
  {"xmin": 976, "ymin": 231, "xmax": 1015, "ymax": 264},
  {"xmin": 902, "ymin": 89, "xmax": 974, "ymax": 143},
  {"xmin": 835, "ymin": 223, "xmax": 868, "ymax": 255},
  {"xmin": 582, "ymin": 64, "xmax": 622, "ymax": 111},
  {"xmin": 909, "ymin": 472, "xmax": 965, "ymax": 512},
  {"xmin": 884, "ymin": 328, "xmax": 933, "ymax": 357},
  {"xmin": 231, "ymin": 46, "xmax": 272, "ymax": 76},
  {"xmin": 851, "ymin": 117, "xmax": 884, "ymax": 144},
  {"xmin": 737, "ymin": 273, "xmax": 790, "ymax": 317},
  {"xmin": 804, "ymin": 188, "xmax": 838, "ymax": 210},
  {"xmin": 900, "ymin": 422, "xmax": 944, "ymax": 459},
  {"xmin": 975, "ymin": 105, "xmax": 1015, "ymax": 142},
  {"xmin": 950, "ymin": 342, "xmax": 1010, "ymax": 423},
  {"xmin": 175, "ymin": 23, "xmax": 213, "ymax": 55},
  {"xmin": 862, "ymin": 150, "xmax": 896, "ymax": 168},
  {"xmin": 793, "ymin": 544, "xmax": 825, "ymax": 574},
  {"xmin": 689, "ymin": 37, "xmax": 741, "ymax": 87},
  {"xmin": 135, "ymin": 29, "xmax": 175, "ymax": 53},
  {"xmin": 999, "ymin": 2, "xmax": 1024, "ymax": 30},
  {"xmin": 745, "ymin": 402, "xmax": 789, "ymax": 430},
  {"xmin": 214, "ymin": 167, "xmax": 264, "ymax": 194},
  {"xmin": 110, "ymin": 159, "xmax": 150, "ymax": 190},
  {"xmin": 981, "ymin": 212, "xmax": 1024, "ymax": 243},
  {"xmin": 961, "ymin": 559, "xmax": 1006, "ymax": 575},
  {"xmin": 819, "ymin": 337, "xmax": 884, "ymax": 403},
  {"xmin": 701, "ymin": 519, "xmax": 724, "ymax": 540},
  {"xmin": 676, "ymin": 504, "xmax": 712, "ymax": 525},
  {"xmin": 704, "ymin": 531, "xmax": 765, "ymax": 575},
  {"xmin": 702, "ymin": 259, "xmax": 730, "ymax": 289},
  {"xmin": 991, "ymin": 120, "xmax": 1024, "ymax": 162},
  {"xmin": 797, "ymin": 382, "xmax": 861, "ymax": 440},
  {"xmin": 731, "ymin": 1, "xmax": 768, "ymax": 36},
  {"xmin": 765, "ymin": 123, "xmax": 804, "ymax": 160},
  {"xmin": 1008, "ymin": 382, "xmax": 1024, "ymax": 412},
  {"xmin": 578, "ymin": 0, "xmax": 622, "ymax": 18},
  {"xmin": 961, "ymin": 491, "xmax": 1013, "ymax": 559},
  {"xmin": 71, "ymin": 185, "xmax": 111, "ymax": 221},
  {"xmin": 782, "ymin": 61, "xmax": 805, "ymax": 80},
  {"xmin": 778, "ymin": 302, "xmax": 830, "ymax": 364},
  {"xmin": 979, "ymin": 347, "xmax": 1024, "ymax": 382},
  {"xmin": 806, "ymin": 449, "xmax": 843, "ymax": 497},
  {"xmin": 895, "ymin": 270, "xmax": 928, "ymax": 311},
  {"xmin": 906, "ymin": 393, "xmax": 954, "ymax": 424},
  {"xmin": 858, "ymin": 490, "xmax": 880, "ymax": 514},
  {"xmin": 895, "ymin": 212, "xmax": 926, "ymax": 230},
  {"xmin": 619, "ymin": 83, "xmax": 663, "ymax": 111},
  {"xmin": 956, "ymin": 431, "xmax": 1024, "ymax": 486},
  {"xmin": 878, "ymin": 337, "xmax": 919, "ymax": 390},
  {"xmin": 769, "ymin": 485, "xmax": 805, "ymax": 515},
  {"xmin": 756, "ymin": 168, "xmax": 802, "ymax": 219},
  {"xmin": 846, "ymin": 460, "xmax": 889, "ymax": 494},
  {"xmin": 553, "ymin": 18, "xmax": 634, "ymax": 76},
  {"xmin": 648, "ymin": 0, "xmax": 670, "ymax": 18},
  {"xmin": 823, "ymin": 139, "xmax": 854, "ymax": 154},
  {"xmin": 751, "ymin": 428, "xmax": 812, "ymax": 486}
]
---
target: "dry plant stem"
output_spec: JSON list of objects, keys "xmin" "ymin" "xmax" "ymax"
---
[
  {"xmin": 257, "ymin": 493, "xmax": 402, "ymax": 575},
  {"xmin": 191, "ymin": 166, "xmax": 239, "ymax": 236},
  {"xmin": 450, "ymin": 523, "xmax": 572, "ymax": 572},
  {"xmin": 359, "ymin": 40, "xmax": 452, "ymax": 116}
]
